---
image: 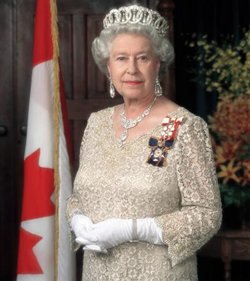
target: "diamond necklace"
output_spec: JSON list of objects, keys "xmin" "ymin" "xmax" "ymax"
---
[{"xmin": 118, "ymin": 96, "xmax": 157, "ymax": 146}]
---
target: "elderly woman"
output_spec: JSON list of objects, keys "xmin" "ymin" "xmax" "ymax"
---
[{"xmin": 66, "ymin": 4, "xmax": 222, "ymax": 281}]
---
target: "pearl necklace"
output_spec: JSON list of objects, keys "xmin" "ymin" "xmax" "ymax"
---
[{"xmin": 118, "ymin": 96, "xmax": 157, "ymax": 146}]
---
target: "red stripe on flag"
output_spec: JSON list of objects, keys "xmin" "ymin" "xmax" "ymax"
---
[{"xmin": 32, "ymin": 0, "xmax": 53, "ymax": 66}]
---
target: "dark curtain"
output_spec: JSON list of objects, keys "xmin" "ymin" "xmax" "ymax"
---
[{"xmin": 174, "ymin": 0, "xmax": 250, "ymax": 120}]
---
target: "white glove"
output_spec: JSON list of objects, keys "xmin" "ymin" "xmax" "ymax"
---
[
  {"xmin": 137, "ymin": 218, "xmax": 164, "ymax": 245},
  {"xmin": 71, "ymin": 214, "xmax": 104, "ymax": 252},
  {"xmin": 71, "ymin": 214, "xmax": 93, "ymax": 238},
  {"xmin": 76, "ymin": 217, "xmax": 164, "ymax": 251},
  {"xmin": 76, "ymin": 218, "xmax": 132, "ymax": 250},
  {"xmin": 70, "ymin": 214, "xmax": 98, "ymax": 245},
  {"xmin": 82, "ymin": 244, "xmax": 107, "ymax": 253}
]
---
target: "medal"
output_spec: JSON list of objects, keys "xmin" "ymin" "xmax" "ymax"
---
[{"xmin": 147, "ymin": 117, "xmax": 183, "ymax": 167}]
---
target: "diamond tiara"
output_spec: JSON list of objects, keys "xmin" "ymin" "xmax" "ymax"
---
[{"xmin": 103, "ymin": 5, "xmax": 168, "ymax": 37}]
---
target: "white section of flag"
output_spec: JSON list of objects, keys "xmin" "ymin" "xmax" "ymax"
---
[
  {"xmin": 24, "ymin": 61, "xmax": 54, "ymax": 168},
  {"xmin": 58, "ymin": 113, "xmax": 76, "ymax": 281}
]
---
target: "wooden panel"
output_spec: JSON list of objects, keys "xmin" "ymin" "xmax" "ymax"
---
[
  {"xmin": 157, "ymin": 0, "xmax": 175, "ymax": 99},
  {"xmin": 87, "ymin": 15, "xmax": 107, "ymax": 98},
  {"xmin": 15, "ymin": 1, "xmax": 35, "ymax": 233},
  {"xmin": 0, "ymin": 1, "xmax": 16, "ymax": 280},
  {"xmin": 232, "ymin": 239, "xmax": 250, "ymax": 260},
  {"xmin": 59, "ymin": 14, "xmax": 73, "ymax": 98},
  {"xmin": 59, "ymin": 0, "xmax": 149, "ymax": 14},
  {"xmin": 16, "ymin": 0, "xmax": 35, "ymax": 129},
  {"xmin": 15, "ymin": 0, "xmax": 36, "ymax": 245},
  {"xmin": 72, "ymin": 14, "xmax": 87, "ymax": 99}
]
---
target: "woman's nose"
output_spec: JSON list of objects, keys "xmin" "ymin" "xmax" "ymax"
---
[{"xmin": 126, "ymin": 58, "xmax": 137, "ymax": 74}]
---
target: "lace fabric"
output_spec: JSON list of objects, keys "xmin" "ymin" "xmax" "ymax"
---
[{"xmin": 66, "ymin": 106, "xmax": 222, "ymax": 281}]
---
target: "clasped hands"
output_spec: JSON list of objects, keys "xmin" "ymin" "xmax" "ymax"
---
[
  {"xmin": 71, "ymin": 214, "xmax": 164, "ymax": 253},
  {"xmin": 71, "ymin": 214, "xmax": 133, "ymax": 253}
]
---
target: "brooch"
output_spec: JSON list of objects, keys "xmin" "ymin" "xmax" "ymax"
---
[{"xmin": 147, "ymin": 116, "xmax": 183, "ymax": 167}]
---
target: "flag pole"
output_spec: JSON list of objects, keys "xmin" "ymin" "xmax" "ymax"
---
[{"xmin": 50, "ymin": 0, "xmax": 60, "ymax": 280}]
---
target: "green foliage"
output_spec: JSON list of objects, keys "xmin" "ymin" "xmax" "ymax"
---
[{"xmin": 189, "ymin": 31, "xmax": 250, "ymax": 98}]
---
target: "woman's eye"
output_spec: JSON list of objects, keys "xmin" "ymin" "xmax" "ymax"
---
[
  {"xmin": 116, "ymin": 56, "xmax": 127, "ymax": 61},
  {"xmin": 138, "ymin": 55, "xmax": 148, "ymax": 62}
]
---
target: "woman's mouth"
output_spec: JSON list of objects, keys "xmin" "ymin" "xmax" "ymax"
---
[{"xmin": 124, "ymin": 81, "xmax": 143, "ymax": 86}]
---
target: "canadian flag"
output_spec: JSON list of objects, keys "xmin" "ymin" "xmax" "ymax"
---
[{"xmin": 16, "ymin": 0, "xmax": 75, "ymax": 280}]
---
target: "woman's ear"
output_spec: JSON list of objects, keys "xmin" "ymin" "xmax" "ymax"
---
[
  {"xmin": 106, "ymin": 64, "xmax": 111, "ymax": 76},
  {"xmin": 106, "ymin": 63, "xmax": 111, "ymax": 78},
  {"xmin": 154, "ymin": 62, "xmax": 161, "ymax": 80},
  {"xmin": 156, "ymin": 60, "xmax": 161, "ymax": 74}
]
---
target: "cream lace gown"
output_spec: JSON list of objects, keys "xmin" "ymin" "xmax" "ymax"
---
[{"xmin": 66, "ymin": 106, "xmax": 222, "ymax": 281}]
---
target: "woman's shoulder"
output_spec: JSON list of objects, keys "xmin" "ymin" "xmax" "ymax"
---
[
  {"xmin": 88, "ymin": 106, "xmax": 115, "ymax": 124},
  {"xmin": 165, "ymin": 106, "xmax": 209, "ymax": 143},
  {"xmin": 157, "ymin": 98, "xmax": 204, "ymax": 125},
  {"xmin": 171, "ymin": 106, "xmax": 207, "ymax": 127},
  {"xmin": 82, "ymin": 106, "xmax": 116, "ymax": 138}
]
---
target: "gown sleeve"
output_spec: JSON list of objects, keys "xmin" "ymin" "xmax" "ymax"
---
[{"xmin": 155, "ymin": 116, "xmax": 222, "ymax": 267}]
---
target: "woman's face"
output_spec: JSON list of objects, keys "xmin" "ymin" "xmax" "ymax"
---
[{"xmin": 107, "ymin": 33, "xmax": 160, "ymax": 101}]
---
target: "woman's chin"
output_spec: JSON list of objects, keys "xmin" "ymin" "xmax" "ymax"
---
[{"xmin": 120, "ymin": 89, "xmax": 153, "ymax": 101}]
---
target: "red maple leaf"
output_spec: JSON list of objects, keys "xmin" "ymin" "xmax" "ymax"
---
[
  {"xmin": 17, "ymin": 228, "xmax": 43, "ymax": 274},
  {"xmin": 21, "ymin": 149, "xmax": 55, "ymax": 221}
]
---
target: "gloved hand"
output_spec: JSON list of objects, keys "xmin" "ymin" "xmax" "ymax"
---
[
  {"xmin": 71, "ymin": 214, "xmax": 93, "ymax": 239},
  {"xmin": 76, "ymin": 217, "xmax": 164, "ymax": 251},
  {"xmin": 76, "ymin": 218, "xmax": 132, "ymax": 250},
  {"xmin": 71, "ymin": 214, "xmax": 107, "ymax": 253},
  {"xmin": 70, "ymin": 214, "xmax": 100, "ymax": 251}
]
